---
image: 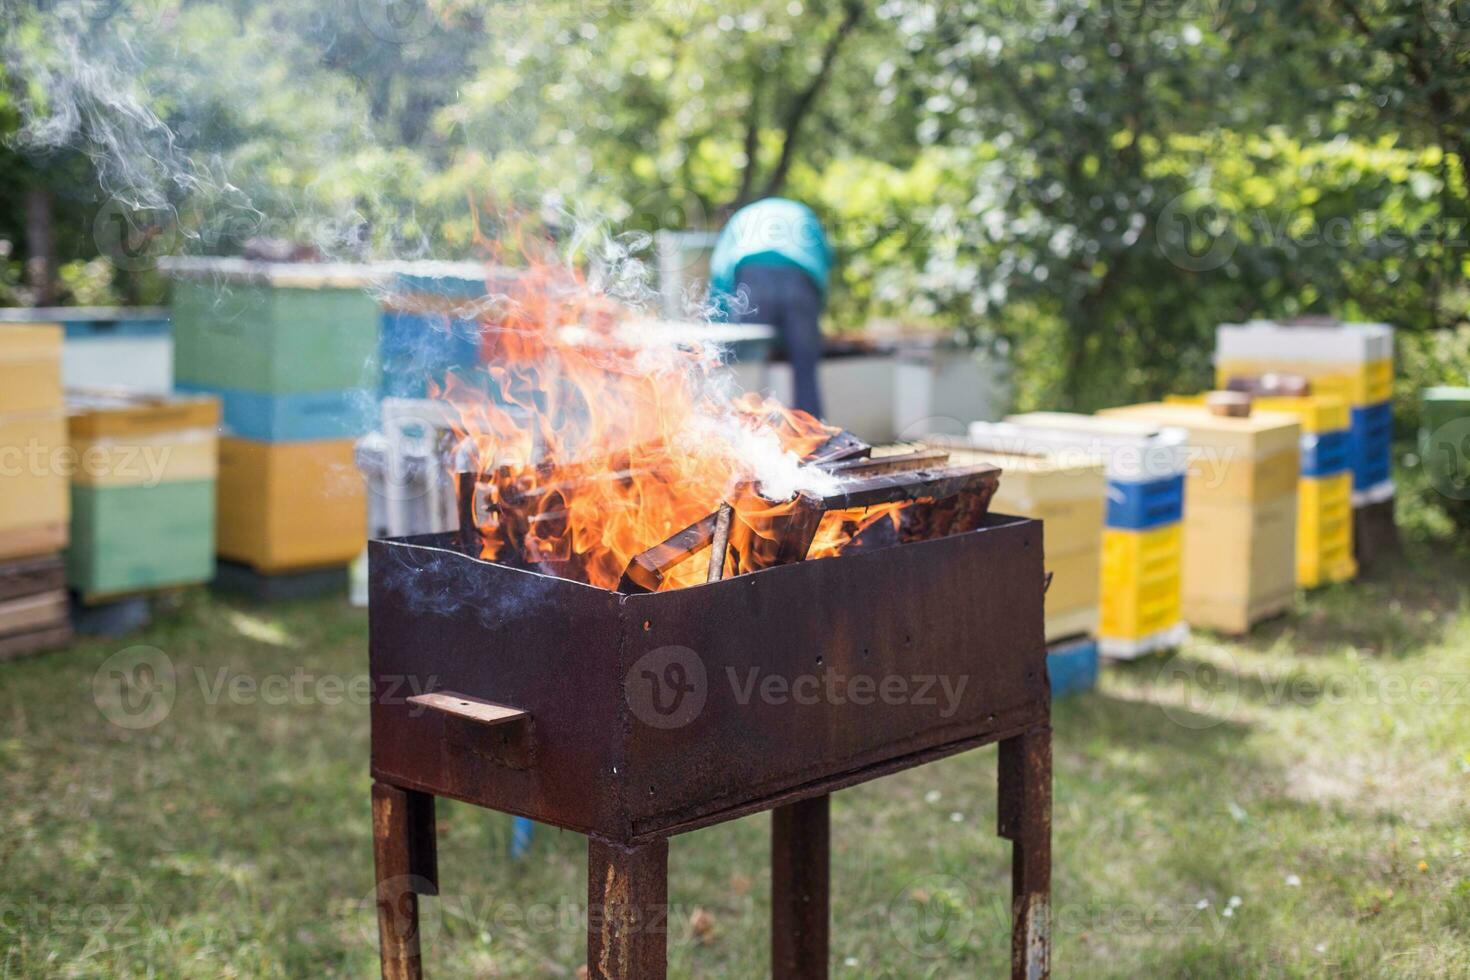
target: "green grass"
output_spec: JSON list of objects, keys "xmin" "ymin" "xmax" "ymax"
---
[{"xmin": 3, "ymin": 542, "xmax": 1469, "ymax": 978}]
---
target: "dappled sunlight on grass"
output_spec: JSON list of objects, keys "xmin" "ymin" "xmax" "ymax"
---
[
  {"xmin": 224, "ymin": 609, "xmax": 302, "ymax": 649},
  {"xmin": 1, "ymin": 552, "xmax": 1468, "ymax": 976}
]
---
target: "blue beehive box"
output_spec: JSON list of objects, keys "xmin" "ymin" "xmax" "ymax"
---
[
  {"xmin": 177, "ymin": 383, "xmax": 373, "ymax": 441},
  {"xmin": 1301, "ymin": 428, "xmax": 1351, "ymax": 477},
  {"xmin": 1105, "ymin": 474, "xmax": 1185, "ymax": 530},
  {"xmin": 1047, "ymin": 636, "xmax": 1099, "ymax": 699},
  {"xmin": 1349, "ymin": 401, "xmax": 1393, "ymax": 491},
  {"xmin": 379, "ymin": 264, "xmax": 495, "ymax": 398}
]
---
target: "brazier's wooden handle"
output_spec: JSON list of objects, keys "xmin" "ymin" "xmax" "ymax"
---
[
  {"xmin": 407, "ymin": 691, "xmax": 529, "ymax": 727},
  {"xmin": 407, "ymin": 691, "xmax": 535, "ymax": 770}
]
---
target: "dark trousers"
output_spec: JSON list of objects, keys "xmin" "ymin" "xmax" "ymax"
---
[{"xmin": 732, "ymin": 263, "xmax": 826, "ymax": 418}]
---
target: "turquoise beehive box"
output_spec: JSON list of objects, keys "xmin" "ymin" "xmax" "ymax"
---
[{"xmin": 169, "ymin": 259, "xmax": 381, "ymax": 394}]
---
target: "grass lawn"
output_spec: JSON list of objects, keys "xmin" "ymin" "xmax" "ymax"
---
[{"xmin": 3, "ymin": 539, "xmax": 1469, "ymax": 977}]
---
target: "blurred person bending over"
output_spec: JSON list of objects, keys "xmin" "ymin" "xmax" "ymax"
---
[{"xmin": 710, "ymin": 197, "xmax": 832, "ymax": 418}]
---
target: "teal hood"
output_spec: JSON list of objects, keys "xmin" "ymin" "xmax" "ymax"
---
[{"xmin": 709, "ymin": 198, "xmax": 832, "ymax": 308}]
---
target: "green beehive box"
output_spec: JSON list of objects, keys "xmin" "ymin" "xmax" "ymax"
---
[
  {"xmin": 1422, "ymin": 387, "xmax": 1470, "ymax": 435},
  {"xmin": 1421, "ymin": 387, "xmax": 1470, "ymax": 500},
  {"xmin": 67, "ymin": 480, "xmax": 216, "ymax": 599},
  {"xmin": 169, "ymin": 261, "xmax": 381, "ymax": 394}
]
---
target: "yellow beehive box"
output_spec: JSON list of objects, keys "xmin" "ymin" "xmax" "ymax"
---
[
  {"xmin": 1046, "ymin": 545, "xmax": 1101, "ymax": 617},
  {"xmin": 1179, "ymin": 495, "xmax": 1297, "ymax": 633},
  {"xmin": 1166, "ymin": 392, "xmax": 1350, "ymax": 435},
  {"xmin": 217, "ymin": 437, "xmax": 366, "ymax": 573},
  {"xmin": 66, "ymin": 392, "xmax": 220, "ymax": 488},
  {"xmin": 1100, "ymin": 524, "xmax": 1183, "ymax": 640},
  {"xmin": 1299, "ymin": 473, "xmax": 1357, "ymax": 587},
  {"xmin": 1249, "ymin": 395, "xmax": 1350, "ymax": 435},
  {"xmin": 929, "ymin": 442, "xmax": 1105, "ymax": 642},
  {"xmin": 1098, "ymin": 402, "xmax": 1300, "ymax": 505},
  {"xmin": 1099, "ymin": 402, "xmax": 1300, "ymax": 634},
  {"xmin": 1214, "ymin": 358, "xmax": 1392, "ymax": 407},
  {"xmin": 0, "ymin": 324, "xmax": 64, "ymax": 415},
  {"xmin": 0, "ymin": 411, "xmax": 69, "ymax": 560},
  {"xmin": 935, "ymin": 445, "xmax": 1106, "ymax": 555}
]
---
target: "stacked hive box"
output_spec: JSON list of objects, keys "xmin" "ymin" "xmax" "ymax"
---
[
  {"xmin": 379, "ymin": 263, "xmax": 499, "ymax": 398},
  {"xmin": 66, "ymin": 392, "xmax": 220, "ymax": 602},
  {"xmin": 1099, "ymin": 402, "xmax": 1301, "ymax": 634},
  {"xmin": 1422, "ymin": 387, "xmax": 1470, "ymax": 521},
  {"xmin": 1251, "ymin": 396, "xmax": 1357, "ymax": 587},
  {"xmin": 940, "ymin": 432, "xmax": 1106, "ymax": 643},
  {"xmin": 983, "ymin": 413, "xmax": 1190, "ymax": 659},
  {"xmin": 0, "ymin": 325, "xmax": 71, "ymax": 658},
  {"xmin": 0, "ymin": 306, "xmax": 172, "ymax": 392},
  {"xmin": 939, "ymin": 432, "xmax": 1107, "ymax": 698},
  {"xmin": 1216, "ymin": 321, "xmax": 1395, "ymax": 562},
  {"xmin": 168, "ymin": 260, "xmax": 375, "ymax": 583},
  {"xmin": 1165, "ymin": 392, "xmax": 1358, "ymax": 588}
]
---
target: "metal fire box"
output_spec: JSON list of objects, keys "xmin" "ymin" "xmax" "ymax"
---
[{"xmin": 368, "ymin": 513, "xmax": 1052, "ymax": 979}]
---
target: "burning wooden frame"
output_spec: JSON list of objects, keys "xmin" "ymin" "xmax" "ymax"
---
[{"xmin": 454, "ymin": 433, "xmax": 1002, "ymax": 595}]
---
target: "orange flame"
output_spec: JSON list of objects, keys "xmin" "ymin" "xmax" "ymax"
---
[{"xmin": 435, "ymin": 259, "xmax": 852, "ymax": 591}]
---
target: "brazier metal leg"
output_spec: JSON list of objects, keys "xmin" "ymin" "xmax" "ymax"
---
[
  {"xmin": 372, "ymin": 782, "xmax": 438, "ymax": 980},
  {"xmin": 997, "ymin": 727, "xmax": 1052, "ymax": 980},
  {"xmin": 587, "ymin": 837, "xmax": 669, "ymax": 980},
  {"xmin": 771, "ymin": 794, "xmax": 830, "ymax": 980}
]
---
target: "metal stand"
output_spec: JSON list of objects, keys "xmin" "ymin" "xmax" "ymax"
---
[{"xmin": 371, "ymin": 728, "xmax": 1052, "ymax": 979}]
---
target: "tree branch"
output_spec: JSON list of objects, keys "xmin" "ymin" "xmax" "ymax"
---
[
  {"xmin": 759, "ymin": 0, "xmax": 864, "ymax": 199},
  {"xmin": 731, "ymin": 77, "xmax": 765, "ymax": 211}
]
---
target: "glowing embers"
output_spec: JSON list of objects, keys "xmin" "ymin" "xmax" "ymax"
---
[{"xmin": 455, "ymin": 436, "xmax": 1001, "ymax": 594}]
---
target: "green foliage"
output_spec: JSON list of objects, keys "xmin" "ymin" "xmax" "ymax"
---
[{"xmin": 0, "ymin": 0, "xmax": 1466, "ymax": 417}]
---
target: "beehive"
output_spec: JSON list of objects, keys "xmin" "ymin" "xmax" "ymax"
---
[
  {"xmin": 166, "ymin": 259, "xmax": 379, "ymax": 579},
  {"xmin": 980, "ymin": 413, "xmax": 1191, "ymax": 658},
  {"xmin": 379, "ymin": 263, "xmax": 495, "ymax": 399},
  {"xmin": 216, "ymin": 437, "xmax": 366, "ymax": 573},
  {"xmin": 1215, "ymin": 320, "xmax": 1394, "ymax": 507},
  {"xmin": 65, "ymin": 392, "xmax": 220, "ymax": 601},
  {"xmin": 1421, "ymin": 387, "xmax": 1470, "ymax": 507},
  {"xmin": 0, "ymin": 306, "xmax": 172, "ymax": 392},
  {"xmin": 0, "ymin": 325, "xmax": 69, "ymax": 562},
  {"xmin": 936, "ymin": 436, "xmax": 1106, "ymax": 643},
  {"xmin": 1169, "ymin": 392, "xmax": 1358, "ymax": 588},
  {"xmin": 1098, "ymin": 401, "xmax": 1300, "ymax": 634}
]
